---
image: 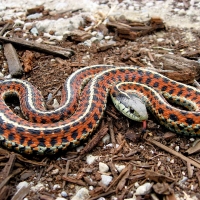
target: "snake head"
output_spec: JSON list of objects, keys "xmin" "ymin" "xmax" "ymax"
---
[{"xmin": 111, "ymin": 91, "xmax": 148, "ymax": 122}]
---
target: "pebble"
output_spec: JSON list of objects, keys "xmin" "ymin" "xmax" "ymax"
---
[
  {"xmin": 175, "ymin": 146, "xmax": 180, "ymax": 152},
  {"xmin": 102, "ymin": 134, "xmax": 110, "ymax": 144},
  {"xmin": 26, "ymin": 13, "xmax": 43, "ymax": 20},
  {"xmin": 86, "ymin": 154, "xmax": 97, "ymax": 165},
  {"xmin": 61, "ymin": 191, "xmax": 68, "ymax": 197},
  {"xmin": 104, "ymin": 35, "xmax": 111, "ymax": 40},
  {"xmin": 99, "ymin": 162, "xmax": 109, "ymax": 173},
  {"xmin": 115, "ymin": 164, "xmax": 125, "ymax": 173},
  {"xmin": 52, "ymin": 99, "xmax": 60, "ymax": 109},
  {"xmin": 135, "ymin": 182, "xmax": 152, "ymax": 195},
  {"xmin": 89, "ymin": 186, "xmax": 94, "ymax": 191},
  {"xmin": 30, "ymin": 27, "xmax": 39, "ymax": 36},
  {"xmin": 71, "ymin": 188, "xmax": 90, "ymax": 200},
  {"xmin": 14, "ymin": 19, "xmax": 24, "ymax": 26},
  {"xmin": 52, "ymin": 168, "xmax": 59, "ymax": 175},
  {"xmin": 53, "ymin": 184, "xmax": 61, "ymax": 190},
  {"xmin": 101, "ymin": 174, "xmax": 113, "ymax": 186},
  {"xmin": 31, "ymin": 182, "xmax": 45, "ymax": 192}
]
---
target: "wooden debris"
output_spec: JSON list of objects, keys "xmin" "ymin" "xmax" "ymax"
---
[
  {"xmin": 26, "ymin": 5, "xmax": 44, "ymax": 15},
  {"xmin": 11, "ymin": 183, "xmax": 31, "ymax": 200},
  {"xmin": 0, "ymin": 154, "xmax": 16, "ymax": 183},
  {"xmin": 89, "ymin": 190, "xmax": 115, "ymax": 200},
  {"xmin": 0, "ymin": 36, "xmax": 74, "ymax": 58},
  {"xmin": 155, "ymin": 54, "xmax": 199, "ymax": 83},
  {"xmin": 63, "ymin": 30, "xmax": 92, "ymax": 42},
  {"xmin": 146, "ymin": 138, "xmax": 200, "ymax": 169},
  {"xmin": 62, "ymin": 176, "xmax": 86, "ymax": 186},
  {"xmin": 153, "ymin": 182, "xmax": 173, "ymax": 195},
  {"xmin": 145, "ymin": 170, "xmax": 176, "ymax": 183},
  {"xmin": 186, "ymin": 139, "xmax": 200, "ymax": 155},
  {"xmin": 0, "ymin": 168, "xmax": 23, "ymax": 190},
  {"xmin": 22, "ymin": 50, "xmax": 34, "ymax": 72},
  {"xmin": 62, "ymin": 160, "xmax": 70, "ymax": 188},
  {"xmin": 0, "ymin": 186, "xmax": 10, "ymax": 200},
  {"xmin": 97, "ymin": 41, "xmax": 116, "ymax": 52},
  {"xmin": 105, "ymin": 164, "xmax": 131, "ymax": 192},
  {"xmin": 108, "ymin": 119, "xmax": 116, "ymax": 147},
  {"xmin": 3, "ymin": 43, "xmax": 23, "ymax": 77},
  {"xmin": 116, "ymin": 164, "xmax": 132, "ymax": 192},
  {"xmin": 106, "ymin": 17, "xmax": 165, "ymax": 40},
  {"xmin": 80, "ymin": 127, "xmax": 108, "ymax": 155}
]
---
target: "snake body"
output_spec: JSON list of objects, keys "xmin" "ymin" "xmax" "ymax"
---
[{"xmin": 0, "ymin": 65, "xmax": 200, "ymax": 155}]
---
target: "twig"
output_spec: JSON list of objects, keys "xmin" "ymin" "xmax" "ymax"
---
[
  {"xmin": 0, "ymin": 168, "xmax": 23, "ymax": 190},
  {"xmin": 62, "ymin": 160, "xmax": 70, "ymax": 188},
  {"xmin": 62, "ymin": 176, "xmax": 86, "ymax": 186},
  {"xmin": 0, "ymin": 36, "xmax": 74, "ymax": 58},
  {"xmin": 146, "ymin": 138, "xmax": 200, "ymax": 169},
  {"xmin": 89, "ymin": 190, "xmax": 116, "ymax": 200},
  {"xmin": 108, "ymin": 119, "xmax": 116, "ymax": 146},
  {"xmin": 0, "ymin": 23, "xmax": 11, "ymax": 36},
  {"xmin": 80, "ymin": 127, "xmax": 108, "ymax": 155}
]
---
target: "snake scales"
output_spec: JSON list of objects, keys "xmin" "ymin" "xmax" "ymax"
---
[{"xmin": 0, "ymin": 65, "xmax": 200, "ymax": 155}]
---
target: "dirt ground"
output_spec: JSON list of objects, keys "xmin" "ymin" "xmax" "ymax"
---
[{"xmin": 0, "ymin": 2, "xmax": 200, "ymax": 200}]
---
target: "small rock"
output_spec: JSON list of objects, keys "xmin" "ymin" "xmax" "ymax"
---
[
  {"xmin": 53, "ymin": 184, "xmax": 61, "ymax": 190},
  {"xmin": 61, "ymin": 191, "xmax": 68, "ymax": 197},
  {"xmin": 99, "ymin": 162, "xmax": 109, "ymax": 173},
  {"xmin": 104, "ymin": 35, "xmax": 111, "ymax": 40},
  {"xmin": 89, "ymin": 186, "xmax": 94, "ymax": 190},
  {"xmin": 135, "ymin": 182, "xmax": 152, "ymax": 195},
  {"xmin": 115, "ymin": 164, "xmax": 125, "ymax": 173},
  {"xmin": 86, "ymin": 154, "xmax": 97, "ymax": 165},
  {"xmin": 52, "ymin": 168, "xmax": 59, "ymax": 175},
  {"xmin": 14, "ymin": 19, "xmax": 24, "ymax": 26},
  {"xmin": 175, "ymin": 146, "xmax": 180, "ymax": 152},
  {"xmin": 101, "ymin": 175, "xmax": 113, "ymax": 186},
  {"xmin": 52, "ymin": 99, "xmax": 59, "ymax": 109},
  {"xmin": 30, "ymin": 27, "xmax": 38, "ymax": 36},
  {"xmin": 31, "ymin": 183, "xmax": 45, "ymax": 192},
  {"xmin": 71, "ymin": 188, "xmax": 90, "ymax": 200},
  {"xmin": 97, "ymin": 198, "xmax": 106, "ymax": 200},
  {"xmin": 102, "ymin": 134, "xmax": 110, "ymax": 144},
  {"xmin": 27, "ymin": 13, "xmax": 43, "ymax": 20}
]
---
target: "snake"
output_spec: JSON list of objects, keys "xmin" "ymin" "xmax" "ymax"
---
[{"xmin": 0, "ymin": 65, "xmax": 200, "ymax": 155}]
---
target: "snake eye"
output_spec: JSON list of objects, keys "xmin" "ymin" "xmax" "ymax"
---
[{"xmin": 130, "ymin": 108, "xmax": 135, "ymax": 114}]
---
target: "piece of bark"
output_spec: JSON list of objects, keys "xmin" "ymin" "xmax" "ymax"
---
[
  {"xmin": 11, "ymin": 184, "xmax": 31, "ymax": 200},
  {"xmin": 106, "ymin": 17, "xmax": 165, "ymax": 40},
  {"xmin": 0, "ymin": 186, "xmax": 10, "ymax": 200},
  {"xmin": 22, "ymin": 50, "xmax": 34, "ymax": 72},
  {"xmin": 146, "ymin": 138, "xmax": 200, "ymax": 169},
  {"xmin": 26, "ymin": 5, "xmax": 44, "ymax": 15},
  {"xmin": 0, "ymin": 36, "xmax": 74, "ymax": 58},
  {"xmin": 63, "ymin": 30, "xmax": 92, "ymax": 42},
  {"xmin": 3, "ymin": 43, "xmax": 23, "ymax": 77},
  {"xmin": 156, "ymin": 54, "xmax": 199, "ymax": 83},
  {"xmin": 145, "ymin": 170, "xmax": 176, "ymax": 183},
  {"xmin": 80, "ymin": 127, "xmax": 108, "ymax": 155},
  {"xmin": 0, "ymin": 154, "xmax": 16, "ymax": 184},
  {"xmin": 97, "ymin": 41, "xmax": 116, "ymax": 52},
  {"xmin": 62, "ymin": 176, "xmax": 86, "ymax": 186}
]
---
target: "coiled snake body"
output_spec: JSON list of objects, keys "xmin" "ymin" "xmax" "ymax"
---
[{"xmin": 0, "ymin": 65, "xmax": 200, "ymax": 155}]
